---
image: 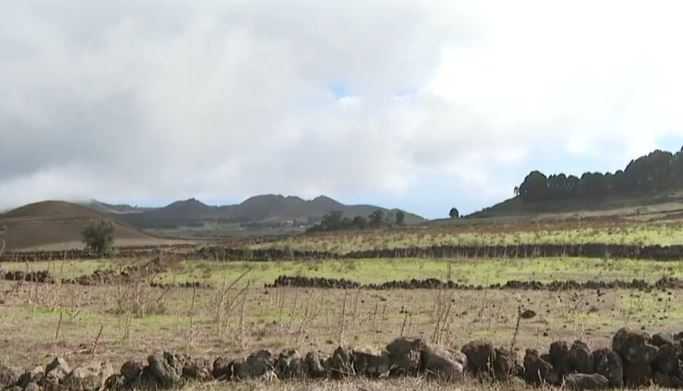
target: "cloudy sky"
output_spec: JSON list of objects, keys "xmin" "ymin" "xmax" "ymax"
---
[{"xmin": 2, "ymin": 1, "xmax": 683, "ymax": 218}]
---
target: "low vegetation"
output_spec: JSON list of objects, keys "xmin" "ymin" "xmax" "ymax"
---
[{"xmin": 81, "ymin": 218, "xmax": 115, "ymax": 256}]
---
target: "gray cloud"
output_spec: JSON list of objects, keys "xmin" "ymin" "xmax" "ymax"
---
[{"xmin": 2, "ymin": 1, "xmax": 683, "ymax": 216}]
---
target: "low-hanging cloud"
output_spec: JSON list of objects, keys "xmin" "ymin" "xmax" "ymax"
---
[{"xmin": 2, "ymin": 0, "xmax": 683, "ymax": 217}]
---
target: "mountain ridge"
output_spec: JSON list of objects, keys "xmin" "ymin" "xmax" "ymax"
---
[{"xmin": 94, "ymin": 194, "xmax": 425, "ymax": 230}]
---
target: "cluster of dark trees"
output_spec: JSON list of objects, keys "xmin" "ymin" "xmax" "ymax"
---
[
  {"xmin": 307, "ymin": 209, "xmax": 404, "ymax": 232},
  {"xmin": 517, "ymin": 148, "xmax": 683, "ymax": 202}
]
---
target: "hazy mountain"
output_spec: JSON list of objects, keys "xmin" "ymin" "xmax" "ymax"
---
[
  {"xmin": 89, "ymin": 200, "xmax": 153, "ymax": 214},
  {"xmin": 114, "ymin": 194, "xmax": 425, "ymax": 230}
]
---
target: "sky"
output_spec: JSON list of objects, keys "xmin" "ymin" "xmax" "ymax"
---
[{"xmin": 2, "ymin": 1, "xmax": 683, "ymax": 219}]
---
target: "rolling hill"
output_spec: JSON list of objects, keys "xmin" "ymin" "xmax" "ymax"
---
[
  {"xmin": 468, "ymin": 146, "xmax": 683, "ymax": 220},
  {"xmin": 114, "ymin": 194, "xmax": 425, "ymax": 231},
  {"xmin": 0, "ymin": 201, "xmax": 156, "ymax": 251}
]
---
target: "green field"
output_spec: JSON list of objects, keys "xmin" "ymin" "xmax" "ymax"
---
[
  {"xmin": 247, "ymin": 222, "xmax": 683, "ymax": 253},
  {"xmin": 4, "ymin": 256, "xmax": 682, "ymax": 286}
]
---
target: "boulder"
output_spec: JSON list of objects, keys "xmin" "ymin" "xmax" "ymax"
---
[
  {"xmin": 138, "ymin": 365, "xmax": 159, "ymax": 389},
  {"xmin": 44, "ymin": 358, "xmax": 71, "ymax": 391},
  {"xmin": 24, "ymin": 383, "xmax": 40, "ymax": 391},
  {"xmin": 17, "ymin": 367, "xmax": 44, "ymax": 389},
  {"xmin": 147, "ymin": 353, "xmax": 182, "ymax": 387},
  {"xmin": 651, "ymin": 332, "xmax": 676, "ymax": 347},
  {"xmin": 592, "ymin": 349, "xmax": 623, "ymax": 388},
  {"xmin": 352, "ymin": 349, "xmax": 390, "ymax": 378},
  {"xmin": 386, "ymin": 337, "xmax": 425, "ymax": 376},
  {"xmin": 564, "ymin": 373, "xmax": 609, "ymax": 390},
  {"xmin": 211, "ymin": 357, "xmax": 231, "ymax": 380},
  {"xmin": 46, "ymin": 357, "xmax": 71, "ymax": 374},
  {"xmin": 653, "ymin": 342, "xmax": 681, "ymax": 375},
  {"xmin": 461, "ymin": 340, "xmax": 496, "ymax": 376},
  {"xmin": 0, "ymin": 364, "xmax": 18, "ymax": 389},
  {"xmin": 275, "ymin": 350, "xmax": 308, "ymax": 379},
  {"xmin": 612, "ymin": 328, "xmax": 658, "ymax": 365},
  {"xmin": 654, "ymin": 372, "xmax": 683, "ymax": 388},
  {"xmin": 549, "ymin": 341, "xmax": 571, "ymax": 377},
  {"xmin": 568, "ymin": 341, "xmax": 593, "ymax": 374},
  {"xmin": 305, "ymin": 352, "xmax": 327, "ymax": 378},
  {"xmin": 420, "ymin": 346, "xmax": 464, "ymax": 381},
  {"xmin": 182, "ymin": 358, "xmax": 212, "ymax": 381},
  {"xmin": 162, "ymin": 352, "xmax": 184, "ymax": 377},
  {"xmin": 622, "ymin": 361, "xmax": 652, "ymax": 387},
  {"xmin": 523, "ymin": 349, "xmax": 553, "ymax": 385},
  {"xmin": 63, "ymin": 361, "xmax": 113, "ymax": 391},
  {"xmin": 120, "ymin": 360, "xmax": 144, "ymax": 384},
  {"xmin": 246, "ymin": 349, "xmax": 275, "ymax": 379},
  {"xmin": 492, "ymin": 348, "xmax": 516, "ymax": 381},
  {"xmin": 104, "ymin": 374, "xmax": 126, "ymax": 390},
  {"xmin": 229, "ymin": 358, "xmax": 251, "ymax": 380},
  {"xmin": 328, "ymin": 347, "xmax": 354, "ymax": 379}
]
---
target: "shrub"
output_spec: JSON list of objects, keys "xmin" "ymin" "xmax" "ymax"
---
[{"xmin": 81, "ymin": 218, "xmax": 115, "ymax": 256}]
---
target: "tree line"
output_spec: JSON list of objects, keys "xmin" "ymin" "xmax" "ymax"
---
[
  {"xmin": 307, "ymin": 209, "xmax": 405, "ymax": 232},
  {"xmin": 517, "ymin": 148, "xmax": 683, "ymax": 202}
]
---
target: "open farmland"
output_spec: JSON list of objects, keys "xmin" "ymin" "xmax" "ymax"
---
[
  {"xmin": 245, "ymin": 219, "xmax": 683, "ymax": 253},
  {"xmin": 3, "ymin": 206, "xmax": 683, "ymax": 390},
  {"xmin": 1, "ymin": 247, "xmax": 683, "ymax": 389}
]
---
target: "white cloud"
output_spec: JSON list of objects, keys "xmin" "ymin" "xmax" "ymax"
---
[{"xmin": 1, "ymin": 0, "xmax": 683, "ymax": 216}]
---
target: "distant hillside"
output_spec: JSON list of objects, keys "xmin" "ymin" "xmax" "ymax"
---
[
  {"xmin": 471, "ymin": 146, "xmax": 683, "ymax": 218},
  {"xmin": 0, "ymin": 201, "xmax": 155, "ymax": 251},
  {"xmin": 115, "ymin": 194, "xmax": 425, "ymax": 231},
  {"xmin": 89, "ymin": 200, "xmax": 153, "ymax": 214}
]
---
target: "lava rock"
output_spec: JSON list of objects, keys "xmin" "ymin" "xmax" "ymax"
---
[
  {"xmin": 328, "ymin": 347, "xmax": 354, "ymax": 379},
  {"xmin": 352, "ymin": 349, "xmax": 390, "ymax": 378},
  {"xmin": 120, "ymin": 360, "xmax": 144, "ymax": 384},
  {"xmin": 420, "ymin": 346, "xmax": 464, "ymax": 381},
  {"xmin": 592, "ymin": 348, "xmax": 623, "ymax": 388},
  {"xmin": 461, "ymin": 340, "xmax": 496, "ymax": 377},
  {"xmin": 211, "ymin": 357, "xmax": 231, "ymax": 380},
  {"xmin": 246, "ymin": 349, "xmax": 275, "ymax": 379},
  {"xmin": 305, "ymin": 352, "xmax": 327, "ymax": 378},
  {"xmin": 564, "ymin": 373, "xmax": 609, "ymax": 390},
  {"xmin": 622, "ymin": 361, "xmax": 652, "ymax": 387},
  {"xmin": 386, "ymin": 337, "xmax": 425, "ymax": 376},
  {"xmin": 568, "ymin": 341, "xmax": 593, "ymax": 374},
  {"xmin": 275, "ymin": 350, "xmax": 308, "ymax": 379},
  {"xmin": 523, "ymin": 349, "xmax": 553, "ymax": 385},
  {"xmin": 63, "ymin": 361, "xmax": 113, "ymax": 391},
  {"xmin": 147, "ymin": 353, "xmax": 182, "ymax": 387},
  {"xmin": 549, "ymin": 341, "xmax": 571, "ymax": 378}
]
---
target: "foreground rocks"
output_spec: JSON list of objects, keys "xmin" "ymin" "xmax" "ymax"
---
[{"xmin": 1, "ymin": 328, "xmax": 682, "ymax": 390}]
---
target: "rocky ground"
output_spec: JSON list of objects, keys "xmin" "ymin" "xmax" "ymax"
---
[{"xmin": 1, "ymin": 328, "xmax": 682, "ymax": 390}]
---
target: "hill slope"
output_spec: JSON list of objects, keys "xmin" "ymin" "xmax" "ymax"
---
[
  {"xmin": 116, "ymin": 194, "xmax": 424, "ymax": 231},
  {"xmin": 469, "ymin": 146, "xmax": 683, "ymax": 219},
  {"xmin": 0, "ymin": 201, "xmax": 155, "ymax": 251}
]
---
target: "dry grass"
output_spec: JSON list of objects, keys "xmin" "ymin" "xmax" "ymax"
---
[
  {"xmin": 245, "ymin": 218, "xmax": 683, "ymax": 252},
  {"xmin": 180, "ymin": 378, "xmax": 673, "ymax": 391},
  {"xmin": 1, "ymin": 275, "xmax": 682, "ymax": 372}
]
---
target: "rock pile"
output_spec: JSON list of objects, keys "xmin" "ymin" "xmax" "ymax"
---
[
  {"xmin": 1, "ymin": 328, "xmax": 681, "ymax": 390},
  {"xmin": 268, "ymin": 275, "xmax": 683, "ymax": 291},
  {"xmin": 9, "ymin": 242, "xmax": 683, "ymax": 262},
  {"xmin": 0, "ymin": 259, "xmax": 210, "ymax": 289}
]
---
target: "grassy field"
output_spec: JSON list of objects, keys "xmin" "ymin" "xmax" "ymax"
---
[
  {"xmin": 4, "ymin": 256, "xmax": 681, "ymax": 285},
  {"xmin": 245, "ymin": 221, "xmax": 683, "ymax": 253},
  {"xmin": 3, "ymin": 218, "xmax": 683, "ymax": 390},
  {"xmin": 2, "ymin": 279, "xmax": 682, "ymax": 370},
  {"xmin": 1, "ymin": 256, "xmax": 682, "ymax": 372}
]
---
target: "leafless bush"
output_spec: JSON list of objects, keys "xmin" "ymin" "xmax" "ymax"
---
[
  {"xmin": 212, "ymin": 268, "xmax": 252, "ymax": 339},
  {"xmin": 0, "ymin": 224, "xmax": 6, "ymax": 258}
]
